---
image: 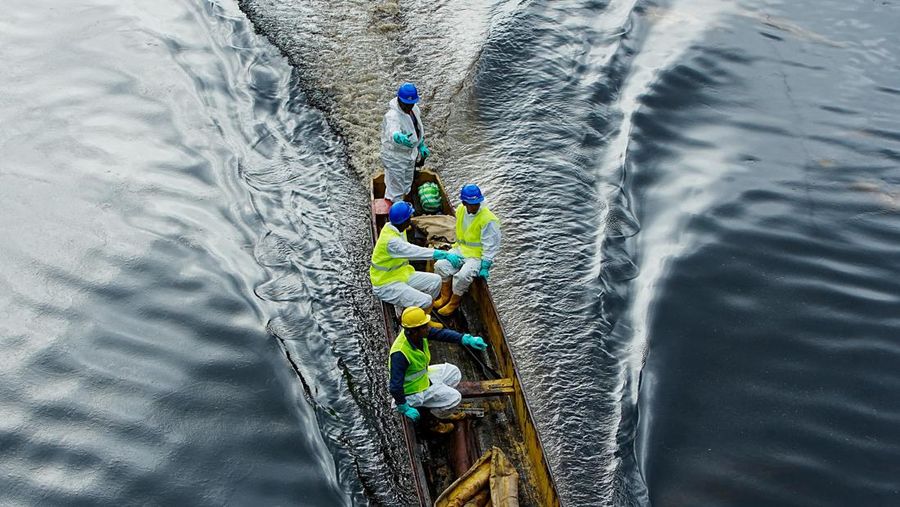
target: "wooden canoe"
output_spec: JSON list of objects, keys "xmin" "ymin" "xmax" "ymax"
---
[{"xmin": 370, "ymin": 169, "xmax": 561, "ymax": 506}]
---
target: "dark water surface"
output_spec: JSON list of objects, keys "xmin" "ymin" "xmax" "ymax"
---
[
  {"xmin": 633, "ymin": 2, "xmax": 900, "ymax": 506},
  {"xmin": 3, "ymin": 0, "xmax": 900, "ymax": 505},
  {"xmin": 0, "ymin": 0, "xmax": 359, "ymax": 504}
]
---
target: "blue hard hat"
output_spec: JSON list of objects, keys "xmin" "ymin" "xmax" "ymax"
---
[
  {"xmin": 460, "ymin": 184, "xmax": 484, "ymax": 204},
  {"xmin": 389, "ymin": 201, "xmax": 415, "ymax": 225},
  {"xmin": 397, "ymin": 82, "xmax": 419, "ymax": 104}
]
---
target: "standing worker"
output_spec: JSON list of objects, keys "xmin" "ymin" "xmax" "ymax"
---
[
  {"xmin": 371, "ymin": 201, "xmax": 464, "ymax": 324},
  {"xmin": 390, "ymin": 306, "xmax": 488, "ymax": 428},
  {"xmin": 381, "ymin": 82, "xmax": 431, "ymax": 203},
  {"xmin": 434, "ymin": 184, "xmax": 501, "ymax": 316}
]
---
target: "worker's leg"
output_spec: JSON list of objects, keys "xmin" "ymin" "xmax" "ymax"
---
[
  {"xmin": 432, "ymin": 259, "xmax": 459, "ymax": 280},
  {"xmin": 433, "ymin": 250, "xmax": 459, "ymax": 308},
  {"xmin": 372, "ymin": 281, "xmax": 433, "ymax": 309},
  {"xmin": 405, "ymin": 364, "xmax": 462, "ymax": 425},
  {"xmin": 422, "ymin": 364, "xmax": 463, "ymax": 420},
  {"xmin": 433, "ymin": 248, "xmax": 463, "ymax": 280},
  {"xmin": 383, "ymin": 159, "xmax": 415, "ymax": 202},
  {"xmin": 451, "ymin": 257, "xmax": 482, "ymax": 296},
  {"xmin": 406, "ymin": 374, "xmax": 462, "ymax": 417},
  {"xmin": 387, "ymin": 364, "xmax": 458, "ymax": 407},
  {"xmin": 439, "ymin": 257, "xmax": 482, "ymax": 316},
  {"xmin": 405, "ymin": 387, "xmax": 459, "ymax": 409},
  {"xmin": 406, "ymin": 272, "xmax": 442, "ymax": 301},
  {"xmin": 428, "ymin": 363, "xmax": 462, "ymax": 388}
]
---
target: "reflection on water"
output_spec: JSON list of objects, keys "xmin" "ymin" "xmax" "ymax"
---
[
  {"xmin": 242, "ymin": 0, "xmax": 900, "ymax": 505},
  {"xmin": 0, "ymin": 0, "xmax": 356, "ymax": 504},
  {"xmin": 634, "ymin": 1, "xmax": 900, "ymax": 504}
]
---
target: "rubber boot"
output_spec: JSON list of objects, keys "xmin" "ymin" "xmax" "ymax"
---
[
  {"xmin": 433, "ymin": 279, "xmax": 452, "ymax": 309},
  {"xmin": 432, "ymin": 407, "xmax": 467, "ymax": 421},
  {"xmin": 437, "ymin": 294, "xmax": 462, "ymax": 316},
  {"xmin": 429, "ymin": 421, "xmax": 455, "ymax": 434},
  {"xmin": 423, "ymin": 305, "xmax": 443, "ymax": 329},
  {"xmin": 422, "ymin": 410, "xmax": 455, "ymax": 434}
]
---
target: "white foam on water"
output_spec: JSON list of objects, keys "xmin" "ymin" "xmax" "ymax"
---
[{"xmin": 589, "ymin": 2, "xmax": 743, "ymax": 491}]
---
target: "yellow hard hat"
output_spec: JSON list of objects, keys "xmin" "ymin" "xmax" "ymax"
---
[{"xmin": 401, "ymin": 307, "xmax": 431, "ymax": 328}]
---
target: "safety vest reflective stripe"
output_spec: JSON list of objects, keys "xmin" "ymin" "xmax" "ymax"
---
[
  {"xmin": 404, "ymin": 369, "xmax": 428, "ymax": 382},
  {"xmin": 370, "ymin": 261, "xmax": 410, "ymax": 272},
  {"xmin": 457, "ymin": 239, "xmax": 482, "ymax": 247}
]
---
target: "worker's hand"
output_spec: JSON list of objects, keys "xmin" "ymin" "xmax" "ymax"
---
[
  {"xmin": 433, "ymin": 250, "xmax": 464, "ymax": 269},
  {"xmin": 418, "ymin": 142, "xmax": 431, "ymax": 160},
  {"xmin": 392, "ymin": 131, "xmax": 415, "ymax": 148},
  {"xmin": 396, "ymin": 403, "xmax": 420, "ymax": 422},
  {"xmin": 478, "ymin": 259, "xmax": 493, "ymax": 280},
  {"xmin": 462, "ymin": 334, "xmax": 488, "ymax": 351}
]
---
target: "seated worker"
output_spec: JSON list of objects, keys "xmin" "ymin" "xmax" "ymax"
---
[
  {"xmin": 433, "ymin": 184, "xmax": 501, "ymax": 316},
  {"xmin": 371, "ymin": 201, "xmax": 464, "ymax": 324},
  {"xmin": 389, "ymin": 306, "xmax": 488, "ymax": 425}
]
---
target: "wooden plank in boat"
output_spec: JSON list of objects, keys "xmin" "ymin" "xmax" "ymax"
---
[{"xmin": 458, "ymin": 378, "xmax": 515, "ymax": 398}]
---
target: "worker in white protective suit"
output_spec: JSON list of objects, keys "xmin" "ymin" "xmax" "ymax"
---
[
  {"xmin": 370, "ymin": 201, "xmax": 464, "ymax": 325},
  {"xmin": 380, "ymin": 82, "xmax": 430, "ymax": 203},
  {"xmin": 433, "ymin": 184, "xmax": 501, "ymax": 316}
]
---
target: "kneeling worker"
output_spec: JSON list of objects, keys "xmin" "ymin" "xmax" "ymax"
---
[
  {"xmin": 434, "ymin": 184, "xmax": 501, "ymax": 316},
  {"xmin": 390, "ymin": 307, "xmax": 488, "ymax": 424},
  {"xmin": 371, "ymin": 201, "xmax": 464, "ymax": 324}
]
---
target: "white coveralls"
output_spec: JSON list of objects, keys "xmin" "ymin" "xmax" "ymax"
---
[
  {"xmin": 371, "ymin": 224, "xmax": 441, "ymax": 308},
  {"xmin": 396, "ymin": 363, "xmax": 462, "ymax": 412},
  {"xmin": 380, "ymin": 97, "xmax": 425, "ymax": 203},
  {"xmin": 434, "ymin": 216, "xmax": 501, "ymax": 295}
]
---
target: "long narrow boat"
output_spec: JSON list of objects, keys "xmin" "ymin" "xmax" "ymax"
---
[{"xmin": 370, "ymin": 169, "xmax": 561, "ymax": 506}]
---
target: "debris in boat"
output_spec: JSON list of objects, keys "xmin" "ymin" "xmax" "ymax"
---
[
  {"xmin": 418, "ymin": 182, "xmax": 443, "ymax": 213},
  {"xmin": 411, "ymin": 215, "xmax": 457, "ymax": 247},
  {"xmin": 434, "ymin": 447, "xmax": 520, "ymax": 507}
]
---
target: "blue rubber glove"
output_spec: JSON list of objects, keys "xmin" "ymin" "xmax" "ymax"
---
[
  {"xmin": 479, "ymin": 259, "xmax": 493, "ymax": 280},
  {"xmin": 418, "ymin": 142, "xmax": 431, "ymax": 159},
  {"xmin": 462, "ymin": 334, "xmax": 488, "ymax": 351},
  {"xmin": 392, "ymin": 131, "xmax": 414, "ymax": 148},
  {"xmin": 433, "ymin": 250, "xmax": 464, "ymax": 269},
  {"xmin": 396, "ymin": 403, "xmax": 420, "ymax": 422}
]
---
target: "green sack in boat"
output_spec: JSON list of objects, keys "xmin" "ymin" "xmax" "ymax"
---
[{"xmin": 418, "ymin": 182, "xmax": 442, "ymax": 213}]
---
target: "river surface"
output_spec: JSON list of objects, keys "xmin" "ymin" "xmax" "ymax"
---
[{"xmin": 1, "ymin": 0, "xmax": 899, "ymax": 506}]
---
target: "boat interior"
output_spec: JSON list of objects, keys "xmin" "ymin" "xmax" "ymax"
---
[{"xmin": 371, "ymin": 170, "xmax": 558, "ymax": 506}]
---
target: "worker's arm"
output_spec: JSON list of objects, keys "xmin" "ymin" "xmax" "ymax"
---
[
  {"xmin": 389, "ymin": 351, "xmax": 410, "ymax": 406},
  {"xmin": 382, "ymin": 110, "xmax": 414, "ymax": 150},
  {"xmin": 381, "ymin": 111, "xmax": 399, "ymax": 143},
  {"xmin": 380, "ymin": 114, "xmax": 392, "ymax": 149},
  {"xmin": 387, "ymin": 237, "xmax": 434, "ymax": 260},
  {"xmin": 480, "ymin": 221, "xmax": 501, "ymax": 262},
  {"xmin": 426, "ymin": 327, "xmax": 463, "ymax": 344},
  {"xmin": 430, "ymin": 327, "xmax": 488, "ymax": 351}
]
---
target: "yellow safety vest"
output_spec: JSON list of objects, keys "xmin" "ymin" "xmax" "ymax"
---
[
  {"xmin": 453, "ymin": 205, "xmax": 499, "ymax": 259},
  {"xmin": 370, "ymin": 224, "xmax": 416, "ymax": 286},
  {"xmin": 389, "ymin": 330, "xmax": 431, "ymax": 394}
]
